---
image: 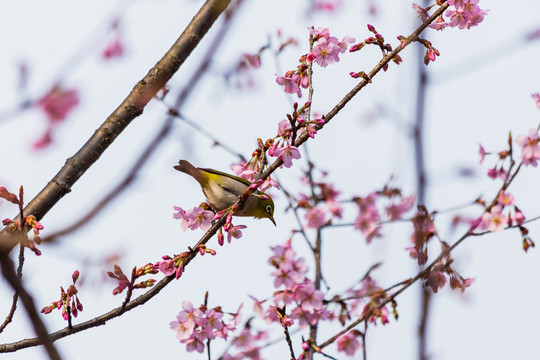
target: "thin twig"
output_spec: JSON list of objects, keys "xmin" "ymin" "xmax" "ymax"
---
[
  {"xmin": 0, "ymin": 244, "xmax": 25, "ymax": 333},
  {"xmin": 0, "ymin": 250, "xmax": 61, "ymax": 359}
]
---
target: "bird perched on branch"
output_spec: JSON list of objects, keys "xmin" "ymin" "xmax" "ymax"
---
[{"xmin": 174, "ymin": 160, "xmax": 275, "ymax": 225}]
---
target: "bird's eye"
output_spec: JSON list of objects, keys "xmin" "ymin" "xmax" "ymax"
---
[{"xmin": 266, "ymin": 204, "xmax": 272, "ymax": 214}]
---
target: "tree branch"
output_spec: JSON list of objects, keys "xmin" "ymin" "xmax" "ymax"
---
[
  {"xmin": 0, "ymin": 0, "xmax": 231, "ymax": 253},
  {"xmin": 40, "ymin": 0, "xmax": 243, "ymax": 243}
]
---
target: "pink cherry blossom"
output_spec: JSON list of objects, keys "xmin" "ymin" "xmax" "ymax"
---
[
  {"xmin": 176, "ymin": 301, "xmax": 203, "ymax": 331},
  {"xmin": 445, "ymin": 0, "xmax": 487, "ymax": 29},
  {"xmin": 313, "ymin": 1, "xmax": 341, "ymax": 13},
  {"xmin": 262, "ymin": 304, "xmax": 281, "ymax": 323},
  {"xmin": 449, "ymin": 274, "xmax": 475, "ymax": 293},
  {"xmin": 102, "ymin": 37, "xmax": 124, "ymax": 59},
  {"xmin": 385, "ymin": 195, "xmax": 415, "ymax": 220},
  {"xmin": 269, "ymin": 241, "xmax": 297, "ymax": 265},
  {"xmin": 273, "ymin": 289, "xmax": 294, "ymax": 305},
  {"xmin": 293, "ymin": 281, "xmax": 324, "ymax": 312},
  {"xmin": 516, "ymin": 129, "xmax": 540, "ymax": 166},
  {"xmin": 231, "ymin": 162, "xmax": 257, "ymax": 182},
  {"xmin": 336, "ymin": 331, "xmax": 362, "ymax": 356},
  {"xmin": 277, "ymin": 119, "xmax": 293, "ymax": 139},
  {"xmin": 170, "ymin": 317, "xmax": 192, "ymax": 340},
  {"xmin": 240, "ymin": 53, "xmax": 261, "ymax": 68},
  {"xmin": 181, "ymin": 330, "xmax": 207, "ymax": 353},
  {"xmin": 259, "ymin": 177, "xmax": 278, "ymax": 192},
  {"xmin": 532, "ymin": 93, "xmax": 540, "ymax": 108},
  {"xmin": 270, "ymin": 145, "xmax": 301, "ymax": 168},
  {"xmin": 337, "ymin": 36, "xmax": 355, "ymax": 53},
  {"xmin": 157, "ymin": 256, "xmax": 177, "ymax": 277},
  {"xmin": 429, "ymin": 15, "xmax": 448, "ymax": 30},
  {"xmin": 272, "ymin": 265, "xmax": 304, "ymax": 289},
  {"xmin": 37, "ymin": 86, "xmax": 79, "ymax": 123},
  {"xmin": 173, "ymin": 206, "xmax": 190, "ymax": 231},
  {"xmin": 478, "ymin": 144, "xmax": 487, "ymax": 163},
  {"xmin": 311, "ymin": 37, "xmax": 341, "ymax": 67},
  {"xmin": 512, "ymin": 207, "xmax": 526, "ymax": 226},
  {"xmin": 276, "ymin": 74, "xmax": 301, "ymax": 97},
  {"xmin": 480, "ymin": 205, "xmax": 508, "ymax": 232},
  {"xmin": 32, "ymin": 128, "xmax": 54, "ymax": 150},
  {"xmin": 305, "ymin": 206, "xmax": 326, "ymax": 228},
  {"xmin": 412, "ymin": 3, "xmax": 429, "ymax": 21},
  {"xmin": 425, "ymin": 271, "xmax": 447, "ymax": 293},
  {"xmin": 325, "ymin": 199, "xmax": 343, "ymax": 218},
  {"xmin": 186, "ymin": 207, "xmax": 214, "ymax": 231},
  {"xmin": 309, "ymin": 27, "xmax": 331, "ymax": 39},
  {"xmin": 497, "ymin": 191, "xmax": 515, "ymax": 206},
  {"xmin": 354, "ymin": 196, "xmax": 382, "ymax": 243},
  {"xmin": 202, "ymin": 309, "xmax": 224, "ymax": 338},
  {"xmin": 226, "ymin": 224, "xmax": 247, "ymax": 242},
  {"xmin": 487, "ymin": 166, "xmax": 507, "ymax": 180},
  {"xmin": 290, "ymin": 306, "xmax": 318, "ymax": 328}
]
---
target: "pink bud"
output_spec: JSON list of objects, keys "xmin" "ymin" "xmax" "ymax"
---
[{"xmin": 72, "ymin": 270, "xmax": 80, "ymax": 283}]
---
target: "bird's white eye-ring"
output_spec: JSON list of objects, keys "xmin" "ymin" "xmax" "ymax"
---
[{"xmin": 265, "ymin": 204, "xmax": 272, "ymax": 214}]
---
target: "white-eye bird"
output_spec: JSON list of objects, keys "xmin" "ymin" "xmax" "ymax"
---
[{"xmin": 174, "ymin": 160, "xmax": 276, "ymax": 225}]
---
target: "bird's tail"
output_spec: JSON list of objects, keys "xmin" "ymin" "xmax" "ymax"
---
[{"xmin": 174, "ymin": 160, "xmax": 207, "ymax": 186}]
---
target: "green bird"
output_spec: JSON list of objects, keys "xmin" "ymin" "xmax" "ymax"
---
[{"xmin": 174, "ymin": 160, "xmax": 276, "ymax": 225}]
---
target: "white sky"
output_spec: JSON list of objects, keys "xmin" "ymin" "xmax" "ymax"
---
[{"xmin": 1, "ymin": 0, "xmax": 540, "ymax": 359}]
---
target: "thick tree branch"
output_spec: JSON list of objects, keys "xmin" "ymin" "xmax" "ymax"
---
[
  {"xmin": 0, "ymin": 0, "xmax": 231, "ymax": 253},
  {"xmin": 40, "ymin": 0, "xmax": 243, "ymax": 243}
]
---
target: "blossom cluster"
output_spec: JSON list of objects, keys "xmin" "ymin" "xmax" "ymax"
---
[
  {"xmin": 354, "ymin": 187, "xmax": 415, "ymax": 244},
  {"xmin": 276, "ymin": 27, "xmax": 354, "ymax": 98},
  {"xmin": 2, "ymin": 215, "xmax": 44, "ymax": 256},
  {"xmin": 231, "ymin": 146, "xmax": 278, "ymax": 192},
  {"xmin": 296, "ymin": 174, "xmax": 343, "ymax": 229},
  {"xmin": 478, "ymin": 191, "xmax": 525, "ymax": 232},
  {"xmin": 167, "ymin": 240, "xmax": 394, "ymax": 359},
  {"xmin": 41, "ymin": 270, "xmax": 84, "ymax": 320},
  {"xmin": 107, "ymin": 263, "xmax": 158, "ymax": 295},
  {"xmin": 405, "ymin": 207, "xmax": 435, "ymax": 265},
  {"xmin": 413, "ymin": 0, "xmax": 487, "ymax": 31},
  {"xmin": 268, "ymin": 102, "xmax": 325, "ymax": 170},
  {"xmin": 102, "ymin": 20, "xmax": 124, "ymax": 60},
  {"xmin": 170, "ymin": 301, "xmax": 239, "ymax": 353},
  {"xmin": 422, "ymin": 249, "xmax": 475, "ymax": 294},
  {"xmin": 350, "ymin": 24, "xmax": 404, "ymax": 73},
  {"xmin": 481, "ymin": 127, "xmax": 540, "ymax": 180},
  {"xmin": 475, "ymin": 124, "xmax": 540, "ymax": 251},
  {"xmin": 220, "ymin": 326, "xmax": 269, "ymax": 360},
  {"xmin": 33, "ymin": 85, "xmax": 80, "ymax": 150},
  {"xmin": 173, "ymin": 205, "xmax": 214, "ymax": 232},
  {"xmin": 402, "ymin": 207, "xmax": 475, "ymax": 293},
  {"xmin": 516, "ymin": 128, "xmax": 540, "ymax": 167},
  {"xmin": 254, "ymin": 240, "xmax": 329, "ymax": 328},
  {"xmin": 1, "ymin": 186, "xmax": 43, "ymax": 255},
  {"xmin": 173, "ymin": 204, "xmax": 248, "ymax": 247},
  {"xmin": 336, "ymin": 330, "xmax": 363, "ymax": 357}
]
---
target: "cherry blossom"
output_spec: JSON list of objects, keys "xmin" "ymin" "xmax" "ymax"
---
[
  {"xmin": 516, "ymin": 128, "xmax": 540, "ymax": 166},
  {"xmin": 480, "ymin": 205, "xmax": 508, "ymax": 232},
  {"xmin": 336, "ymin": 330, "xmax": 362, "ymax": 357}
]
